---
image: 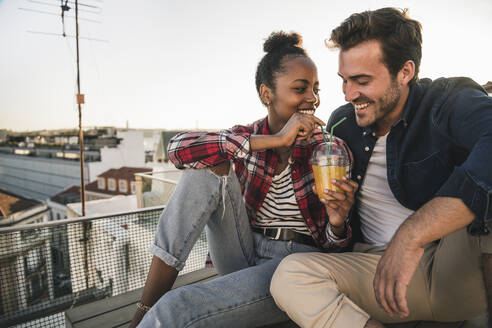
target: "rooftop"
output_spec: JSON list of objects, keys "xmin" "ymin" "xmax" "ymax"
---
[
  {"xmin": 97, "ymin": 166, "xmax": 149, "ymax": 180},
  {"xmin": 49, "ymin": 185, "xmax": 81, "ymax": 205},
  {"xmin": 0, "ymin": 189, "xmax": 40, "ymax": 217}
]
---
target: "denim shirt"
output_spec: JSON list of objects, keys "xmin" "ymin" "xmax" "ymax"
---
[{"xmin": 328, "ymin": 77, "xmax": 492, "ymax": 245}]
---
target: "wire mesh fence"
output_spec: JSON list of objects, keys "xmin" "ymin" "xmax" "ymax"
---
[{"xmin": 0, "ymin": 206, "xmax": 209, "ymax": 327}]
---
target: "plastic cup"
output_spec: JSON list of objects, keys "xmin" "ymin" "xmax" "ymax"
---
[{"xmin": 310, "ymin": 142, "xmax": 350, "ymax": 200}]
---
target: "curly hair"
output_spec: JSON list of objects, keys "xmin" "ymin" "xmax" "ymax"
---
[
  {"xmin": 255, "ymin": 31, "xmax": 308, "ymax": 105},
  {"xmin": 328, "ymin": 7, "xmax": 422, "ymax": 84}
]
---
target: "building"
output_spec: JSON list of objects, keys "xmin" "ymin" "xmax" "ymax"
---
[
  {"xmin": 46, "ymin": 166, "xmax": 150, "ymax": 219},
  {"xmin": 153, "ymin": 130, "xmax": 185, "ymax": 163},
  {"xmin": 85, "ymin": 166, "xmax": 149, "ymax": 201},
  {"xmin": 0, "ymin": 130, "xmax": 7, "ymax": 143},
  {"xmin": 62, "ymin": 166, "xmax": 191, "ymax": 299},
  {"xmin": 483, "ymin": 81, "xmax": 492, "ymax": 95},
  {"xmin": 46, "ymin": 185, "xmax": 81, "ymax": 221},
  {"xmin": 0, "ymin": 189, "xmax": 49, "ymax": 227},
  {"xmin": 0, "ymin": 130, "xmax": 145, "ymax": 201},
  {"xmin": 0, "ymin": 189, "xmax": 54, "ymax": 316},
  {"xmin": 45, "ymin": 186, "xmax": 80, "ymax": 286},
  {"xmin": 142, "ymin": 129, "xmax": 163, "ymax": 163}
]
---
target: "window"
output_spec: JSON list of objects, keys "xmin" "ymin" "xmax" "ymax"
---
[
  {"xmin": 130, "ymin": 181, "xmax": 136, "ymax": 194},
  {"xmin": 119, "ymin": 179, "xmax": 128, "ymax": 193},
  {"xmin": 97, "ymin": 177, "xmax": 105, "ymax": 190},
  {"xmin": 107, "ymin": 178, "xmax": 116, "ymax": 191}
]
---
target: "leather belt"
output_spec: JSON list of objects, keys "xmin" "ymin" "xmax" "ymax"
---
[{"xmin": 252, "ymin": 227, "xmax": 317, "ymax": 247}]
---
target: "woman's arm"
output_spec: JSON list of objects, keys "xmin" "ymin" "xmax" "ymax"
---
[
  {"xmin": 167, "ymin": 129, "xmax": 251, "ymax": 169},
  {"xmin": 169, "ymin": 113, "xmax": 326, "ymax": 169},
  {"xmin": 250, "ymin": 113, "xmax": 326, "ymax": 151}
]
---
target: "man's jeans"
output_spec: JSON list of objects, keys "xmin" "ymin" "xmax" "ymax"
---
[{"xmin": 138, "ymin": 166, "xmax": 319, "ymax": 328}]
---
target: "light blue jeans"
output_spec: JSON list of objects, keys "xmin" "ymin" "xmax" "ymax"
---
[{"xmin": 138, "ymin": 165, "xmax": 319, "ymax": 328}]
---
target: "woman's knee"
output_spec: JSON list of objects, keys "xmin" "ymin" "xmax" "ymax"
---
[{"xmin": 208, "ymin": 161, "xmax": 231, "ymax": 176}]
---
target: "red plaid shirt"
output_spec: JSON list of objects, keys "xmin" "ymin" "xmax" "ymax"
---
[{"xmin": 168, "ymin": 117, "xmax": 353, "ymax": 250}]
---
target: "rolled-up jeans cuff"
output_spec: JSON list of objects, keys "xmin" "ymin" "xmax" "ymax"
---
[
  {"xmin": 149, "ymin": 243, "xmax": 186, "ymax": 271},
  {"xmin": 332, "ymin": 297, "xmax": 370, "ymax": 328}
]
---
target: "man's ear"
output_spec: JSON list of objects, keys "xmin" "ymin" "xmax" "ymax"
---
[
  {"xmin": 398, "ymin": 60, "xmax": 415, "ymax": 86},
  {"xmin": 260, "ymin": 84, "xmax": 272, "ymax": 105}
]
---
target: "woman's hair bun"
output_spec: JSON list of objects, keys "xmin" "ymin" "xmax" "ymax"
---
[{"xmin": 263, "ymin": 31, "xmax": 303, "ymax": 53}]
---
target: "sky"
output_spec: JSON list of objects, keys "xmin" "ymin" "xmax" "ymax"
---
[{"xmin": 1, "ymin": 0, "xmax": 491, "ymax": 132}]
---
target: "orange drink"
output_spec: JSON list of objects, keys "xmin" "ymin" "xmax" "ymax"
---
[
  {"xmin": 312, "ymin": 163, "xmax": 349, "ymax": 200},
  {"xmin": 310, "ymin": 141, "xmax": 350, "ymax": 201}
]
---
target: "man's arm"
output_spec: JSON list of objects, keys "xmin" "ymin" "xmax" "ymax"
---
[{"xmin": 373, "ymin": 196, "xmax": 475, "ymax": 318}]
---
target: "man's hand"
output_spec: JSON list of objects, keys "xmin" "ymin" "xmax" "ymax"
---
[
  {"xmin": 373, "ymin": 236, "xmax": 424, "ymax": 317},
  {"xmin": 372, "ymin": 197, "xmax": 475, "ymax": 318}
]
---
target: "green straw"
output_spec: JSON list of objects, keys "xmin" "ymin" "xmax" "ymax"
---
[
  {"xmin": 327, "ymin": 117, "xmax": 347, "ymax": 154},
  {"xmin": 319, "ymin": 125, "xmax": 330, "ymax": 154}
]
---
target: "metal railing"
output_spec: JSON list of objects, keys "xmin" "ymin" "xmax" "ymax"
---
[
  {"xmin": 0, "ymin": 206, "xmax": 209, "ymax": 327},
  {"xmin": 135, "ymin": 169, "xmax": 182, "ymax": 209}
]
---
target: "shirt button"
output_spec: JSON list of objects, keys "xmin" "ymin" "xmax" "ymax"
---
[
  {"xmin": 357, "ymin": 175, "xmax": 362, "ymax": 180},
  {"xmin": 372, "ymin": 132, "xmax": 376, "ymax": 137},
  {"xmin": 364, "ymin": 146, "xmax": 370, "ymax": 151},
  {"xmin": 363, "ymin": 131, "xmax": 367, "ymax": 136}
]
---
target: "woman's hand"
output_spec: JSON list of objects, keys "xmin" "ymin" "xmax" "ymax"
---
[
  {"xmin": 276, "ymin": 113, "xmax": 325, "ymax": 147},
  {"xmin": 314, "ymin": 176, "xmax": 359, "ymax": 230}
]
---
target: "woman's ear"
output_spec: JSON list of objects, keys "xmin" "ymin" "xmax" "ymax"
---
[{"xmin": 260, "ymin": 84, "xmax": 272, "ymax": 106}]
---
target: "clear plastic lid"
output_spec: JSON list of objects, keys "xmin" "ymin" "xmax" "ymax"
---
[{"xmin": 310, "ymin": 142, "xmax": 350, "ymax": 166}]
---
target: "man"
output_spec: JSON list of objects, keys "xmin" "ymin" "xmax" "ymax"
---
[{"xmin": 270, "ymin": 7, "xmax": 492, "ymax": 328}]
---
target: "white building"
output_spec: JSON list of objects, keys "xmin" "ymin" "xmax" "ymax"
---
[
  {"xmin": 63, "ymin": 169, "xmax": 206, "ymax": 299},
  {"xmin": 0, "ymin": 130, "xmax": 145, "ymax": 201},
  {"xmin": 0, "ymin": 189, "xmax": 53, "ymax": 316}
]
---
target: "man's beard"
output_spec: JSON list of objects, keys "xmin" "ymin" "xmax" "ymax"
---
[{"xmin": 355, "ymin": 78, "xmax": 401, "ymax": 128}]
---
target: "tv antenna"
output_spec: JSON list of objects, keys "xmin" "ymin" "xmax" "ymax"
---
[{"xmin": 19, "ymin": 0, "xmax": 106, "ymax": 217}]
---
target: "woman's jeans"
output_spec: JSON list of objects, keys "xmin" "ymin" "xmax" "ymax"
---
[{"xmin": 138, "ymin": 166, "xmax": 319, "ymax": 328}]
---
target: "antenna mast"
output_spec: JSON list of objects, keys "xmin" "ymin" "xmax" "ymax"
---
[
  {"xmin": 75, "ymin": 0, "xmax": 86, "ymax": 216},
  {"xmin": 22, "ymin": 0, "xmax": 104, "ymax": 216}
]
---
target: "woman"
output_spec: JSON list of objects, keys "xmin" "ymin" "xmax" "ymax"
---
[{"xmin": 131, "ymin": 31, "xmax": 358, "ymax": 328}]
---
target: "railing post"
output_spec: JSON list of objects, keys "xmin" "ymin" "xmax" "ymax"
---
[
  {"xmin": 135, "ymin": 175, "xmax": 143, "ymax": 209},
  {"xmin": 82, "ymin": 221, "xmax": 91, "ymax": 290}
]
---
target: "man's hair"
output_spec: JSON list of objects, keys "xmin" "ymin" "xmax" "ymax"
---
[{"xmin": 328, "ymin": 7, "xmax": 422, "ymax": 84}]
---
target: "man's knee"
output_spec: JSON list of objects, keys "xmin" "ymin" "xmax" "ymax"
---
[
  {"xmin": 270, "ymin": 254, "xmax": 309, "ymax": 303},
  {"xmin": 209, "ymin": 161, "xmax": 230, "ymax": 176}
]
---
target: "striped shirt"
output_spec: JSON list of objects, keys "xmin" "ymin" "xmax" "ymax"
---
[{"xmin": 255, "ymin": 164, "xmax": 310, "ymax": 234}]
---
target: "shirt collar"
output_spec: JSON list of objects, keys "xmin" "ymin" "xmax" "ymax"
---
[
  {"xmin": 396, "ymin": 82, "xmax": 420, "ymax": 128},
  {"xmin": 259, "ymin": 116, "xmax": 272, "ymax": 136}
]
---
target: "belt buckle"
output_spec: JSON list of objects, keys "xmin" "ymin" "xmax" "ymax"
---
[{"xmin": 275, "ymin": 228, "xmax": 296, "ymax": 241}]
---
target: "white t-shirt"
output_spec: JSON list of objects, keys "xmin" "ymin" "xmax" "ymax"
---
[{"xmin": 357, "ymin": 134, "xmax": 414, "ymax": 246}]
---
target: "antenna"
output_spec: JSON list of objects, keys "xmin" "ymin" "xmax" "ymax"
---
[
  {"xmin": 74, "ymin": 0, "xmax": 86, "ymax": 217},
  {"xmin": 19, "ymin": 0, "xmax": 106, "ymax": 217}
]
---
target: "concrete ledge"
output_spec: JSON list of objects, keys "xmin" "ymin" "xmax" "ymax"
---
[
  {"xmin": 65, "ymin": 264, "xmax": 481, "ymax": 328},
  {"xmin": 65, "ymin": 267, "xmax": 217, "ymax": 328}
]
